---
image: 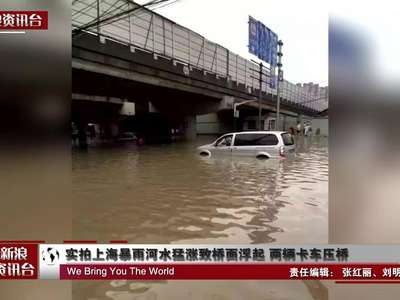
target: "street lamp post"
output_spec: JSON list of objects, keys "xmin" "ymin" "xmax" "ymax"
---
[
  {"xmin": 233, "ymin": 99, "xmax": 258, "ymax": 131},
  {"xmin": 276, "ymin": 40, "xmax": 283, "ymax": 130},
  {"xmin": 258, "ymin": 62, "xmax": 263, "ymax": 131}
]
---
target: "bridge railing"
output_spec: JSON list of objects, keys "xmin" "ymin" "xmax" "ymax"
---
[{"xmin": 72, "ymin": 0, "xmax": 328, "ymax": 112}]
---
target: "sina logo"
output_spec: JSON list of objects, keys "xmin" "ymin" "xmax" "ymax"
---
[{"xmin": 42, "ymin": 247, "xmax": 60, "ymax": 265}]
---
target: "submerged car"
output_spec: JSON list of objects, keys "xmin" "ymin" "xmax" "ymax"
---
[
  {"xmin": 198, "ymin": 131, "xmax": 295, "ymax": 159},
  {"xmin": 115, "ymin": 132, "xmax": 137, "ymax": 142}
]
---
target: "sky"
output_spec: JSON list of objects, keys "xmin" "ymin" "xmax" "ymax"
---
[{"xmin": 137, "ymin": 0, "xmax": 328, "ymax": 86}]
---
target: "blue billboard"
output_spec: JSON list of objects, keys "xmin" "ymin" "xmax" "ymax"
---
[{"xmin": 248, "ymin": 16, "xmax": 278, "ymax": 67}]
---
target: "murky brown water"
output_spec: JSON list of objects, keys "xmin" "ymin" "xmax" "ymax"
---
[{"xmin": 72, "ymin": 135, "xmax": 328, "ymax": 300}]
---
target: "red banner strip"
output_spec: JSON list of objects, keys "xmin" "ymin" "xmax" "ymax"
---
[
  {"xmin": 0, "ymin": 240, "xmax": 44, "ymax": 244},
  {"xmin": 336, "ymin": 281, "xmax": 400, "ymax": 284},
  {"xmin": 0, "ymin": 11, "xmax": 48, "ymax": 30},
  {"xmin": 0, "ymin": 243, "xmax": 38, "ymax": 279},
  {"xmin": 60, "ymin": 264, "xmax": 400, "ymax": 281},
  {"xmin": 63, "ymin": 241, "xmax": 97, "ymax": 244}
]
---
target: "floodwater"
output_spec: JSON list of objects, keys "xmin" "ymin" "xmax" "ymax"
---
[{"xmin": 72, "ymin": 135, "xmax": 328, "ymax": 300}]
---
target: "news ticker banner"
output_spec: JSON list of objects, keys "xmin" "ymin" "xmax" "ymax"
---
[{"xmin": 3, "ymin": 243, "xmax": 400, "ymax": 281}]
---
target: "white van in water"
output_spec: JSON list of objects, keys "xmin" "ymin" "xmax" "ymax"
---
[{"xmin": 198, "ymin": 131, "xmax": 295, "ymax": 159}]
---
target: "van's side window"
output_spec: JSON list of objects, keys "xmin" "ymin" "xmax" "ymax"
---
[
  {"xmin": 281, "ymin": 133, "xmax": 294, "ymax": 145},
  {"xmin": 215, "ymin": 135, "xmax": 233, "ymax": 147},
  {"xmin": 234, "ymin": 134, "xmax": 278, "ymax": 146}
]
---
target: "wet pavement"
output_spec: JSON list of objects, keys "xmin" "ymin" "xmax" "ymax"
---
[{"xmin": 72, "ymin": 135, "xmax": 328, "ymax": 299}]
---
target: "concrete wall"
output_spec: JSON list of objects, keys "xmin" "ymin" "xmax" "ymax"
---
[
  {"xmin": 241, "ymin": 113, "xmax": 299, "ymax": 131},
  {"xmin": 283, "ymin": 115, "xmax": 298, "ymax": 131},
  {"xmin": 242, "ymin": 115, "xmax": 269, "ymax": 130},
  {"xmin": 196, "ymin": 113, "xmax": 222, "ymax": 134},
  {"xmin": 312, "ymin": 117, "xmax": 329, "ymax": 136},
  {"xmin": 196, "ymin": 112, "xmax": 233, "ymax": 134},
  {"xmin": 197, "ymin": 112, "xmax": 303, "ymax": 134},
  {"xmin": 197, "ymin": 112, "xmax": 316, "ymax": 135}
]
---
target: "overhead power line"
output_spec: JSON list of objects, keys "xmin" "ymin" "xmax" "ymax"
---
[
  {"xmin": 73, "ymin": 0, "xmax": 176, "ymax": 36},
  {"xmin": 298, "ymin": 95, "xmax": 329, "ymax": 105},
  {"xmin": 151, "ymin": 0, "xmax": 180, "ymax": 10}
]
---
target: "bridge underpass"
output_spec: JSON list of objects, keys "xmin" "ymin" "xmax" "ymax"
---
[{"xmin": 72, "ymin": 62, "xmax": 232, "ymax": 146}]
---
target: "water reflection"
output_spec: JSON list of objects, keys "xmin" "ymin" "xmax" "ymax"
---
[
  {"xmin": 72, "ymin": 135, "xmax": 328, "ymax": 300},
  {"xmin": 72, "ymin": 135, "xmax": 327, "ymax": 244}
]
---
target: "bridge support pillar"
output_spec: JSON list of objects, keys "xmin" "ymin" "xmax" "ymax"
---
[
  {"xmin": 297, "ymin": 114, "xmax": 304, "ymax": 134},
  {"xmin": 77, "ymin": 121, "xmax": 88, "ymax": 150},
  {"xmin": 184, "ymin": 115, "xmax": 197, "ymax": 141},
  {"xmin": 281, "ymin": 115, "xmax": 286, "ymax": 131}
]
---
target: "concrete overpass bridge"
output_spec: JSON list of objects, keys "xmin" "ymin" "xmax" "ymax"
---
[{"xmin": 72, "ymin": 0, "xmax": 328, "ymax": 145}]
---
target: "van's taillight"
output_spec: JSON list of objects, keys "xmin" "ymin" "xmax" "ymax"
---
[{"xmin": 279, "ymin": 146, "xmax": 285, "ymax": 157}]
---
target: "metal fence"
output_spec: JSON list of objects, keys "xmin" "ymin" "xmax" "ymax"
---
[{"xmin": 72, "ymin": 0, "xmax": 328, "ymax": 112}]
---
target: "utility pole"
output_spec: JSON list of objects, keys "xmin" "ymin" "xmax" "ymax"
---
[
  {"xmin": 258, "ymin": 62, "xmax": 263, "ymax": 130},
  {"xmin": 276, "ymin": 40, "xmax": 283, "ymax": 130},
  {"xmin": 96, "ymin": 0, "xmax": 100, "ymax": 35}
]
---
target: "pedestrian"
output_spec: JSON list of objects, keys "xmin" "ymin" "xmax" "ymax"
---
[
  {"xmin": 304, "ymin": 125, "xmax": 312, "ymax": 136},
  {"xmin": 136, "ymin": 135, "xmax": 145, "ymax": 146},
  {"xmin": 296, "ymin": 122, "xmax": 301, "ymax": 135}
]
